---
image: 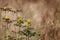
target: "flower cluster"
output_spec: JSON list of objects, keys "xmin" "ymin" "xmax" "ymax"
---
[
  {"xmin": 15, "ymin": 17, "xmax": 32, "ymax": 28},
  {"xmin": 1, "ymin": 6, "xmax": 41, "ymax": 40}
]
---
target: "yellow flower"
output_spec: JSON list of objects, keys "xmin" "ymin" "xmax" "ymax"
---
[
  {"xmin": 26, "ymin": 23, "xmax": 31, "ymax": 27},
  {"xmin": 26, "ymin": 19, "xmax": 31, "ymax": 23},
  {"xmin": 3, "ymin": 6, "xmax": 7, "ymax": 10},
  {"xmin": 17, "ymin": 17, "xmax": 23, "ymax": 23},
  {"xmin": 5, "ymin": 16, "xmax": 9, "ymax": 20}
]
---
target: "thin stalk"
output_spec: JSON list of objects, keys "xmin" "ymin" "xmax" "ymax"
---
[
  {"xmin": 2, "ymin": 11, "xmax": 7, "ymax": 40},
  {"xmin": 4, "ymin": 11, "xmax": 8, "ymax": 40},
  {"xmin": 26, "ymin": 36, "xmax": 27, "ymax": 40},
  {"xmin": 14, "ymin": 12, "xmax": 17, "ymax": 40},
  {"xmin": 19, "ymin": 27, "xmax": 21, "ymax": 40},
  {"xmin": 6, "ymin": 22, "xmax": 9, "ymax": 40},
  {"xmin": 27, "ymin": 36, "xmax": 29, "ymax": 40},
  {"xmin": 3, "ymin": 22, "xmax": 8, "ymax": 40},
  {"xmin": 27, "ymin": 33, "xmax": 30, "ymax": 40},
  {"xmin": 26, "ymin": 36, "xmax": 29, "ymax": 40},
  {"xmin": 14, "ymin": 24, "xmax": 17, "ymax": 40},
  {"xmin": 30, "ymin": 37, "xmax": 32, "ymax": 40},
  {"xmin": 15, "ymin": 26, "xmax": 17, "ymax": 40}
]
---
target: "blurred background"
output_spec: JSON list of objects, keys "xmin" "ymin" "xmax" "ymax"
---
[{"xmin": 0, "ymin": 0, "xmax": 60, "ymax": 40}]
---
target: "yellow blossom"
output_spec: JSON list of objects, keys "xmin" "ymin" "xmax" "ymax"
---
[
  {"xmin": 5, "ymin": 16, "xmax": 9, "ymax": 20},
  {"xmin": 3, "ymin": 6, "xmax": 7, "ymax": 10},
  {"xmin": 17, "ymin": 17, "xmax": 23, "ymax": 23},
  {"xmin": 26, "ymin": 19, "xmax": 31, "ymax": 23}
]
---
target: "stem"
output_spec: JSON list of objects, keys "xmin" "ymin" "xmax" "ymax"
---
[
  {"xmin": 6, "ymin": 23, "xmax": 8, "ymax": 40},
  {"xmin": 3, "ymin": 22, "xmax": 8, "ymax": 40},
  {"xmin": 30, "ymin": 37, "xmax": 32, "ymax": 40},
  {"xmin": 19, "ymin": 27, "xmax": 22, "ymax": 40},
  {"xmin": 26, "ymin": 36, "xmax": 27, "ymax": 40},
  {"xmin": 26, "ymin": 36, "xmax": 29, "ymax": 40},
  {"xmin": 15, "ymin": 26, "xmax": 17, "ymax": 40},
  {"xmin": 2, "ymin": 11, "xmax": 7, "ymax": 40},
  {"xmin": 27, "ymin": 36, "xmax": 29, "ymax": 40}
]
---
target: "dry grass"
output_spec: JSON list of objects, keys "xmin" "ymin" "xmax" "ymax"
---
[{"xmin": 0, "ymin": 0, "xmax": 60, "ymax": 40}]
